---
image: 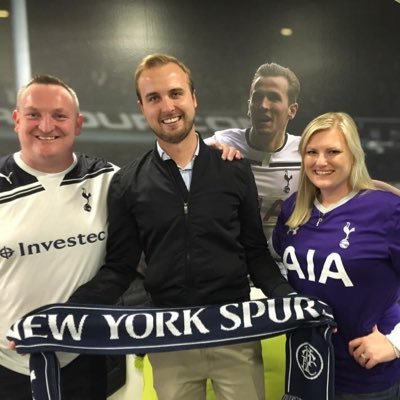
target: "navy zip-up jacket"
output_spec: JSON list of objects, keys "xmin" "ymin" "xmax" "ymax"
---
[{"xmin": 70, "ymin": 136, "xmax": 293, "ymax": 307}]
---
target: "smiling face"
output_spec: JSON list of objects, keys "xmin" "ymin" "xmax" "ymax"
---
[
  {"xmin": 303, "ymin": 127, "xmax": 354, "ymax": 204},
  {"xmin": 137, "ymin": 62, "xmax": 197, "ymax": 145},
  {"xmin": 13, "ymin": 83, "xmax": 83, "ymax": 172},
  {"xmin": 248, "ymin": 75, "xmax": 298, "ymax": 148}
]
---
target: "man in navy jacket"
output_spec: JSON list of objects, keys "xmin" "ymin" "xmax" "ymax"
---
[{"xmin": 70, "ymin": 53, "xmax": 294, "ymax": 400}]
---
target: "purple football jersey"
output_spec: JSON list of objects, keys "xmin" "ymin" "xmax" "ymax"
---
[{"xmin": 271, "ymin": 189, "xmax": 400, "ymax": 394}]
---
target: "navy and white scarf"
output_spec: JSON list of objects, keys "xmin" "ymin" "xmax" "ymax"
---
[{"xmin": 7, "ymin": 296, "xmax": 336, "ymax": 400}]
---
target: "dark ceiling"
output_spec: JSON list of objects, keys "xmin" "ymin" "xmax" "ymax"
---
[
  {"xmin": 0, "ymin": 0, "xmax": 399, "ymax": 179},
  {"xmin": 1, "ymin": 0, "xmax": 400, "ymax": 117}
]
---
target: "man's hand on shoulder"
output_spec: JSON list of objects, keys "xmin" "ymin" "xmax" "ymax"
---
[{"xmin": 208, "ymin": 140, "xmax": 243, "ymax": 161}]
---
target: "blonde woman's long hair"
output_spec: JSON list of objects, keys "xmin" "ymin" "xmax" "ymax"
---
[{"xmin": 286, "ymin": 112, "xmax": 375, "ymax": 229}]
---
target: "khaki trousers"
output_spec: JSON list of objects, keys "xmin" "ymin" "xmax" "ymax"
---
[{"xmin": 148, "ymin": 341, "xmax": 265, "ymax": 400}]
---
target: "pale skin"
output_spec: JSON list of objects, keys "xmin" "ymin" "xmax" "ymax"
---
[
  {"xmin": 304, "ymin": 127, "xmax": 398, "ymax": 368},
  {"xmin": 303, "ymin": 127, "xmax": 353, "ymax": 207},
  {"xmin": 137, "ymin": 62, "xmax": 198, "ymax": 167},
  {"xmin": 248, "ymin": 75, "xmax": 298, "ymax": 152},
  {"xmin": 213, "ymin": 141, "xmax": 242, "ymax": 161},
  {"xmin": 12, "ymin": 83, "xmax": 83, "ymax": 173},
  {"xmin": 349, "ymin": 325, "xmax": 398, "ymax": 369}
]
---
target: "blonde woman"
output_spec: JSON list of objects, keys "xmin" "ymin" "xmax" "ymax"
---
[{"xmin": 270, "ymin": 112, "xmax": 400, "ymax": 399}]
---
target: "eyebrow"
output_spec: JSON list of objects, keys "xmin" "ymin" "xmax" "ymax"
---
[
  {"xmin": 144, "ymin": 87, "xmax": 185, "ymax": 99},
  {"xmin": 252, "ymin": 88, "xmax": 281, "ymax": 96},
  {"xmin": 21, "ymin": 106, "xmax": 68, "ymax": 113},
  {"xmin": 306, "ymin": 146, "xmax": 342, "ymax": 150},
  {"xmin": 144, "ymin": 92, "xmax": 159, "ymax": 100}
]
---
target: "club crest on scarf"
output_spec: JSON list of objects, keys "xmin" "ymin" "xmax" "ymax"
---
[{"xmin": 296, "ymin": 342, "xmax": 324, "ymax": 380}]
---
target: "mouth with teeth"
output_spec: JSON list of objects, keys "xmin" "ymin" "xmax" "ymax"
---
[
  {"xmin": 37, "ymin": 136, "xmax": 58, "ymax": 141},
  {"xmin": 162, "ymin": 116, "xmax": 181, "ymax": 125},
  {"xmin": 314, "ymin": 170, "xmax": 333, "ymax": 175}
]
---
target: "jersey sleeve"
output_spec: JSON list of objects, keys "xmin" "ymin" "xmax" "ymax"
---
[
  {"xmin": 387, "ymin": 323, "xmax": 400, "ymax": 351},
  {"xmin": 387, "ymin": 198, "xmax": 400, "ymax": 272},
  {"xmin": 385, "ymin": 197, "xmax": 400, "ymax": 348},
  {"xmin": 270, "ymin": 213, "xmax": 285, "ymax": 260},
  {"xmin": 203, "ymin": 135, "xmax": 217, "ymax": 146}
]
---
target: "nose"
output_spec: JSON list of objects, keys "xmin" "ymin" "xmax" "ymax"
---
[
  {"xmin": 315, "ymin": 153, "xmax": 328, "ymax": 166},
  {"xmin": 38, "ymin": 115, "xmax": 55, "ymax": 133},
  {"xmin": 261, "ymin": 96, "xmax": 271, "ymax": 109},
  {"xmin": 161, "ymin": 96, "xmax": 176, "ymax": 113}
]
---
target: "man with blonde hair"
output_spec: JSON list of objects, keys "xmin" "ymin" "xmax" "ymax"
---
[{"xmin": 70, "ymin": 53, "xmax": 295, "ymax": 400}]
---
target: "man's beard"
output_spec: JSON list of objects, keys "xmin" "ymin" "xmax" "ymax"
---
[{"xmin": 153, "ymin": 116, "xmax": 195, "ymax": 144}]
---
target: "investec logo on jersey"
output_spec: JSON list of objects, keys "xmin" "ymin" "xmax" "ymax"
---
[{"xmin": 0, "ymin": 231, "xmax": 106, "ymax": 259}]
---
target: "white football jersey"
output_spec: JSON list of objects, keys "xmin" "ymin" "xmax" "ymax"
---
[
  {"xmin": 205, "ymin": 128, "xmax": 301, "ymax": 238},
  {"xmin": 0, "ymin": 152, "xmax": 118, "ymax": 374}
]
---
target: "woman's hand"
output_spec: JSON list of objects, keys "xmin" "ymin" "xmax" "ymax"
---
[{"xmin": 348, "ymin": 325, "xmax": 398, "ymax": 369}]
